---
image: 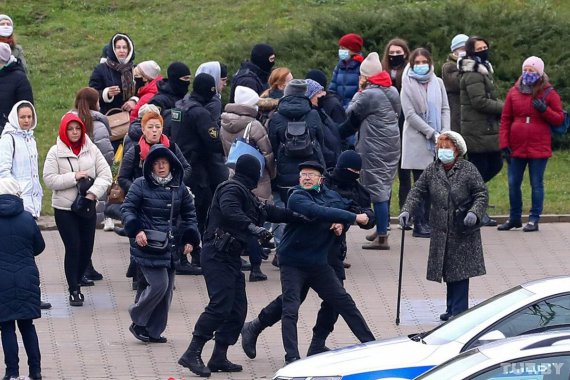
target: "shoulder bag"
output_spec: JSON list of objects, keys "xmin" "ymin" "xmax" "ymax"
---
[
  {"xmin": 105, "ymin": 108, "xmax": 130, "ymax": 142},
  {"xmin": 542, "ymin": 88, "xmax": 569, "ymax": 135},
  {"xmin": 226, "ymin": 121, "xmax": 265, "ymax": 176},
  {"xmin": 140, "ymin": 190, "xmax": 175, "ymax": 254},
  {"xmin": 67, "ymin": 158, "xmax": 96, "ymax": 219}
]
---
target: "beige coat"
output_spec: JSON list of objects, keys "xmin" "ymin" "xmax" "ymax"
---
[{"xmin": 43, "ymin": 136, "xmax": 112, "ymax": 210}]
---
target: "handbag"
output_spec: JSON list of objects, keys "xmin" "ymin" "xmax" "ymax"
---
[
  {"xmin": 105, "ymin": 108, "xmax": 130, "ymax": 142},
  {"xmin": 107, "ymin": 181, "xmax": 125, "ymax": 204},
  {"xmin": 542, "ymin": 88, "xmax": 569, "ymax": 135},
  {"xmin": 67, "ymin": 158, "xmax": 97, "ymax": 218},
  {"xmin": 139, "ymin": 190, "xmax": 176, "ymax": 254},
  {"xmin": 226, "ymin": 122, "xmax": 265, "ymax": 176}
]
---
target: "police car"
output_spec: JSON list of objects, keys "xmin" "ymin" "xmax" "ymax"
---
[
  {"xmin": 273, "ymin": 276, "xmax": 570, "ymax": 380},
  {"xmin": 416, "ymin": 331, "xmax": 570, "ymax": 379}
]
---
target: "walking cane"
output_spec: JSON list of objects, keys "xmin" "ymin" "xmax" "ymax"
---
[{"xmin": 395, "ymin": 226, "xmax": 405, "ymax": 325}]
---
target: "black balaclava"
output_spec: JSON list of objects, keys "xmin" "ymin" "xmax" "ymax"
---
[
  {"xmin": 167, "ymin": 61, "xmax": 191, "ymax": 97},
  {"xmin": 333, "ymin": 150, "xmax": 362, "ymax": 183},
  {"xmin": 192, "ymin": 73, "xmax": 217, "ymax": 103},
  {"xmin": 234, "ymin": 154, "xmax": 261, "ymax": 190},
  {"xmin": 251, "ymin": 43, "xmax": 275, "ymax": 73}
]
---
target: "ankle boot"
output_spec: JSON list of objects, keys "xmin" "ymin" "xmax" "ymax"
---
[
  {"xmin": 207, "ymin": 342, "xmax": 243, "ymax": 372},
  {"xmin": 249, "ymin": 265, "xmax": 267, "ymax": 282},
  {"xmin": 178, "ymin": 336, "xmax": 211, "ymax": 377},
  {"xmin": 412, "ymin": 222, "xmax": 431, "ymax": 238},
  {"xmin": 365, "ymin": 231, "xmax": 377, "ymax": 241},
  {"xmin": 241, "ymin": 317, "xmax": 265, "ymax": 359},
  {"xmin": 84, "ymin": 261, "xmax": 103, "ymax": 281},
  {"xmin": 362, "ymin": 234, "xmax": 390, "ymax": 250},
  {"xmin": 306, "ymin": 335, "xmax": 330, "ymax": 356}
]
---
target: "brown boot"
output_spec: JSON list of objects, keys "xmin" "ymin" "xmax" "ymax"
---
[
  {"xmin": 362, "ymin": 235, "xmax": 390, "ymax": 250},
  {"xmin": 365, "ymin": 231, "xmax": 378, "ymax": 241}
]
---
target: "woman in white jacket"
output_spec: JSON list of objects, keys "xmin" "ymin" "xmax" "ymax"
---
[
  {"xmin": 43, "ymin": 112, "xmax": 112, "ymax": 307},
  {"xmin": 0, "ymin": 101, "xmax": 42, "ymax": 218},
  {"xmin": 400, "ymin": 47, "xmax": 450, "ymax": 238}
]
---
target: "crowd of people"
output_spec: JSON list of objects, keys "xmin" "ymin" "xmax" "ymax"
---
[{"xmin": 0, "ymin": 13, "xmax": 566, "ymax": 378}]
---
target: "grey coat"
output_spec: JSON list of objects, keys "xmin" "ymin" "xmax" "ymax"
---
[
  {"xmin": 402, "ymin": 159, "xmax": 488, "ymax": 283},
  {"xmin": 347, "ymin": 84, "xmax": 401, "ymax": 203}
]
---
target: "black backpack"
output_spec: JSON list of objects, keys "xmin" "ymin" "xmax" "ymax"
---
[{"xmin": 283, "ymin": 119, "xmax": 314, "ymax": 158}]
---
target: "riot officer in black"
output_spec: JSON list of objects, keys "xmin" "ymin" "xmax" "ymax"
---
[{"xmin": 178, "ymin": 154, "xmax": 308, "ymax": 378}]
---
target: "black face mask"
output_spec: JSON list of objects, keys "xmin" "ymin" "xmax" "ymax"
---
[
  {"xmin": 389, "ymin": 54, "xmax": 406, "ymax": 68},
  {"xmin": 333, "ymin": 167, "xmax": 360, "ymax": 183},
  {"xmin": 135, "ymin": 77, "xmax": 145, "ymax": 91},
  {"xmin": 473, "ymin": 49, "xmax": 489, "ymax": 62},
  {"xmin": 170, "ymin": 80, "xmax": 190, "ymax": 98}
]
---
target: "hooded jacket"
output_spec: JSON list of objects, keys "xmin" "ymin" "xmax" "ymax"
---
[
  {"xmin": 0, "ymin": 58, "xmax": 33, "ymax": 129},
  {"xmin": 70, "ymin": 109, "xmax": 114, "ymax": 166},
  {"xmin": 130, "ymin": 75, "xmax": 162, "ymax": 122},
  {"xmin": 43, "ymin": 113, "xmax": 112, "ymax": 210},
  {"xmin": 0, "ymin": 101, "xmax": 43, "ymax": 217},
  {"xmin": 121, "ymin": 145, "xmax": 200, "ymax": 268}
]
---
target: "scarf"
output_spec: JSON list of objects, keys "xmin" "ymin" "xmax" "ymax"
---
[
  {"xmin": 367, "ymin": 71, "xmax": 392, "ymax": 87},
  {"xmin": 105, "ymin": 59, "xmax": 135, "ymax": 102},
  {"xmin": 151, "ymin": 172, "xmax": 173, "ymax": 186},
  {"xmin": 138, "ymin": 134, "xmax": 170, "ymax": 161},
  {"xmin": 402, "ymin": 64, "xmax": 442, "ymax": 154},
  {"xmin": 0, "ymin": 35, "xmax": 14, "ymax": 48},
  {"xmin": 518, "ymin": 80, "xmax": 533, "ymax": 95}
]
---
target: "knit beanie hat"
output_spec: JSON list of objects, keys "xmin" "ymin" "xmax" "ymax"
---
[
  {"xmin": 305, "ymin": 69, "xmax": 328, "ymax": 89},
  {"xmin": 360, "ymin": 52, "xmax": 382, "ymax": 77},
  {"xmin": 284, "ymin": 79, "xmax": 308, "ymax": 97},
  {"xmin": 235, "ymin": 86, "xmax": 260, "ymax": 108},
  {"xmin": 440, "ymin": 131, "xmax": 467, "ymax": 156},
  {"xmin": 0, "ymin": 177, "xmax": 20, "ymax": 196},
  {"xmin": 251, "ymin": 43, "xmax": 275, "ymax": 73},
  {"xmin": 522, "ymin": 56, "xmax": 544, "ymax": 76},
  {"xmin": 0, "ymin": 42, "xmax": 11, "ymax": 64},
  {"xmin": 305, "ymin": 79, "xmax": 324, "ymax": 100},
  {"xmin": 336, "ymin": 150, "xmax": 362, "ymax": 171},
  {"xmin": 339, "ymin": 33, "xmax": 364, "ymax": 52},
  {"xmin": 0, "ymin": 15, "xmax": 13, "ymax": 24},
  {"xmin": 450, "ymin": 34, "xmax": 469, "ymax": 52},
  {"xmin": 136, "ymin": 60, "xmax": 161, "ymax": 80},
  {"xmin": 167, "ymin": 61, "xmax": 191, "ymax": 97},
  {"xmin": 234, "ymin": 154, "xmax": 261, "ymax": 190},
  {"xmin": 193, "ymin": 73, "xmax": 216, "ymax": 100}
]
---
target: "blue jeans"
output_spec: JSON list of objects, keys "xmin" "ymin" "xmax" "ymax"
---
[
  {"xmin": 374, "ymin": 201, "xmax": 389, "ymax": 235},
  {"xmin": 508, "ymin": 157, "xmax": 548, "ymax": 222}
]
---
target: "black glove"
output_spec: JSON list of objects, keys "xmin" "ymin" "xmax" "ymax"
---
[
  {"xmin": 247, "ymin": 224, "xmax": 273, "ymax": 241},
  {"xmin": 501, "ymin": 147, "xmax": 512, "ymax": 164},
  {"xmin": 532, "ymin": 98, "xmax": 547, "ymax": 113}
]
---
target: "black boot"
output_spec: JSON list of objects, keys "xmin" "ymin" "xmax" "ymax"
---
[
  {"xmin": 249, "ymin": 265, "xmax": 267, "ymax": 282},
  {"xmin": 241, "ymin": 317, "xmax": 265, "ymax": 359},
  {"xmin": 176, "ymin": 254, "xmax": 203, "ymax": 275},
  {"xmin": 481, "ymin": 213, "xmax": 497, "ymax": 227},
  {"xmin": 84, "ymin": 260, "xmax": 103, "ymax": 281},
  {"xmin": 207, "ymin": 342, "xmax": 243, "ymax": 372},
  {"xmin": 240, "ymin": 258, "xmax": 252, "ymax": 271},
  {"xmin": 178, "ymin": 336, "xmax": 211, "ymax": 377},
  {"xmin": 412, "ymin": 222, "xmax": 431, "ymax": 238},
  {"xmin": 306, "ymin": 335, "xmax": 330, "ymax": 356}
]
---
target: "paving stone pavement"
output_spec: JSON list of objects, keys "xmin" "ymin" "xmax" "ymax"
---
[{"xmin": 15, "ymin": 223, "xmax": 570, "ymax": 379}]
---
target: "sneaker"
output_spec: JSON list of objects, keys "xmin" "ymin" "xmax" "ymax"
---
[
  {"xmin": 523, "ymin": 221, "xmax": 539, "ymax": 232},
  {"xmin": 103, "ymin": 217, "xmax": 115, "ymax": 231},
  {"xmin": 129, "ymin": 323, "xmax": 149, "ymax": 342},
  {"xmin": 69, "ymin": 291, "xmax": 84, "ymax": 307}
]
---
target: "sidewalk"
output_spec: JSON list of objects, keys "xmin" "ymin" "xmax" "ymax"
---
[{"xmin": 26, "ymin": 223, "xmax": 570, "ymax": 379}]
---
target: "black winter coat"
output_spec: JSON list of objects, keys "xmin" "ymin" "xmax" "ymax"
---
[
  {"xmin": 0, "ymin": 60, "xmax": 33, "ymax": 129},
  {"xmin": 148, "ymin": 80, "xmax": 185, "ymax": 116},
  {"xmin": 229, "ymin": 61, "xmax": 269, "ymax": 103},
  {"xmin": 268, "ymin": 95, "xmax": 326, "ymax": 190},
  {"xmin": 0, "ymin": 195, "xmax": 45, "ymax": 322},
  {"xmin": 316, "ymin": 107, "xmax": 342, "ymax": 169},
  {"xmin": 318, "ymin": 92, "xmax": 346, "ymax": 125},
  {"xmin": 121, "ymin": 146, "xmax": 200, "ymax": 269}
]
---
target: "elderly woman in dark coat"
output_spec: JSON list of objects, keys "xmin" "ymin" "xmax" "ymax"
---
[
  {"xmin": 340, "ymin": 52, "xmax": 401, "ymax": 250},
  {"xmin": 121, "ymin": 144, "xmax": 200, "ymax": 343},
  {"xmin": 0, "ymin": 178, "xmax": 45, "ymax": 380},
  {"xmin": 399, "ymin": 131, "xmax": 487, "ymax": 321}
]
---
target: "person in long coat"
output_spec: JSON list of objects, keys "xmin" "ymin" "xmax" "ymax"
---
[
  {"xmin": 399, "ymin": 131, "xmax": 487, "ymax": 321},
  {"xmin": 340, "ymin": 52, "xmax": 400, "ymax": 250}
]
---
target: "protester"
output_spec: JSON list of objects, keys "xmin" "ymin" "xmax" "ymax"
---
[
  {"xmin": 401, "ymin": 48, "xmax": 450, "ymax": 238},
  {"xmin": 0, "ymin": 42, "xmax": 32, "ymax": 130},
  {"xmin": 305, "ymin": 69, "xmax": 346, "ymax": 125},
  {"xmin": 329, "ymin": 33, "xmax": 364, "ymax": 108},
  {"xmin": 258, "ymin": 67, "xmax": 292, "ymax": 123},
  {"xmin": 43, "ymin": 113, "xmax": 112, "ymax": 306},
  {"xmin": 399, "ymin": 131, "xmax": 487, "ymax": 321},
  {"xmin": 195, "ymin": 61, "xmax": 228, "ymax": 124},
  {"xmin": 130, "ymin": 60, "xmax": 162, "ymax": 122},
  {"xmin": 442, "ymin": 34, "xmax": 469, "ymax": 133},
  {"xmin": 498, "ymin": 56, "xmax": 564, "ymax": 232},
  {"xmin": 0, "ymin": 15, "xmax": 26, "ymax": 72},
  {"xmin": 229, "ymin": 43, "xmax": 276, "ymax": 102},
  {"xmin": 148, "ymin": 62, "xmax": 192, "ymax": 117},
  {"xmin": 0, "ymin": 178, "xmax": 45, "ymax": 380},
  {"xmin": 122, "ymin": 144, "xmax": 200, "ymax": 344}
]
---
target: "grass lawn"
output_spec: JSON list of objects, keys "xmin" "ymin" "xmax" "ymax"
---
[{"xmin": 2, "ymin": 0, "xmax": 569, "ymax": 215}]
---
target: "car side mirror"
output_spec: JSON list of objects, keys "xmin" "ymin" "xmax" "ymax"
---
[{"xmin": 479, "ymin": 330, "xmax": 506, "ymax": 343}]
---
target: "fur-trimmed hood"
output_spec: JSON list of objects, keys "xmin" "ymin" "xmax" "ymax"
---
[{"xmin": 458, "ymin": 57, "xmax": 494, "ymax": 75}]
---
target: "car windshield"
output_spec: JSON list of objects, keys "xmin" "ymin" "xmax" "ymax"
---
[
  {"xmin": 423, "ymin": 286, "xmax": 534, "ymax": 344},
  {"xmin": 415, "ymin": 349, "xmax": 488, "ymax": 379}
]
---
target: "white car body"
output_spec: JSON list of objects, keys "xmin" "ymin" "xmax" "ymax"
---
[{"xmin": 273, "ymin": 276, "xmax": 570, "ymax": 380}]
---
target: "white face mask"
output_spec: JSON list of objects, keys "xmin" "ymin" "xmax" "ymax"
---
[{"xmin": 0, "ymin": 25, "xmax": 13, "ymax": 37}]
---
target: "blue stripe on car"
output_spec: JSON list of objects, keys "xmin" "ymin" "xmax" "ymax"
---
[{"xmin": 343, "ymin": 365, "xmax": 435, "ymax": 379}]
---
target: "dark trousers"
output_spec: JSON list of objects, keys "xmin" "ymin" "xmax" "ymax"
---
[
  {"xmin": 280, "ymin": 264, "xmax": 374, "ymax": 361},
  {"xmin": 193, "ymin": 243, "xmax": 246, "ymax": 346},
  {"xmin": 411, "ymin": 170, "xmax": 430, "ymax": 224},
  {"xmin": 468, "ymin": 151, "xmax": 503, "ymax": 183},
  {"xmin": 0, "ymin": 319, "xmax": 41, "ymax": 378},
  {"xmin": 446, "ymin": 279, "xmax": 470, "ymax": 316},
  {"xmin": 508, "ymin": 158, "xmax": 548, "ymax": 222},
  {"xmin": 398, "ymin": 167, "xmax": 412, "ymax": 210},
  {"xmin": 54, "ymin": 209, "xmax": 97, "ymax": 292},
  {"xmin": 247, "ymin": 236, "xmax": 262, "ymax": 266}
]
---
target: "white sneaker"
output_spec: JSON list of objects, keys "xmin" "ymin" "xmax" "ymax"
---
[{"xmin": 103, "ymin": 217, "xmax": 115, "ymax": 231}]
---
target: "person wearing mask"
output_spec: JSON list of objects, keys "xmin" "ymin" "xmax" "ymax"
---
[
  {"xmin": 0, "ymin": 15, "xmax": 26, "ymax": 73},
  {"xmin": 399, "ymin": 131, "xmax": 488, "ymax": 321},
  {"xmin": 329, "ymin": 33, "xmax": 364, "ymax": 109},
  {"xmin": 89, "ymin": 33, "xmax": 137, "ymax": 115},
  {"xmin": 258, "ymin": 67, "xmax": 293, "ymax": 124},
  {"xmin": 195, "ymin": 61, "xmax": 228, "ymax": 124},
  {"xmin": 400, "ymin": 48, "xmax": 451, "ymax": 239},
  {"xmin": 230, "ymin": 43, "xmax": 276, "ymax": 102},
  {"xmin": 0, "ymin": 42, "xmax": 32, "ymax": 131},
  {"xmin": 458, "ymin": 36, "xmax": 504, "ymax": 226},
  {"xmin": 122, "ymin": 145, "xmax": 200, "ymax": 344},
  {"xmin": 339, "ymin": 52, "xmax": 400, "ymax": 250},
  {"xmin": 442, "ymin": 34, "xmax": 469, "ymax": 133},
  {"xmin": 148, "ymin": 62, "xmax": 191, "ymax": 117},
  {"xmin": 0, "ymin": 178, "xmax": 45, "ymax": 380},
  {"xmin": 498, "ymin": 56, "xmax": 564, "ymax": 232},
  {"xmin": 305, "ymin": 69, "xmax": 346, "ymax": 125},
  {"xmin": 130, "ymin": 60, "xmax": 162, "ymax": 122},
  {"xmin": 177, "ymin": 154, "xmax": 308, "ymax": 377},
  {"xmin": 43, "ymin": 113, "xmax": 112, "ymax": 306}
]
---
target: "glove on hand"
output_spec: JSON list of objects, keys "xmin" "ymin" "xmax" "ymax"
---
[
  {"xmin": 532, "ymin": 98, "xmax": 547, "ymax": 113},
  {"xmin": 501, "ymin": 147, "xmax": 512, "ymax": 164},
  {"xmin": 248, "ymin": 224, "xmax": 273, "ymax": 241},
  {"xmin": 398, "ymin": 211, "xmax": 410, "ymax": 227},
  {"xmin": 464, "ymin": 211, "xmax": 478, "ymax": 227}
]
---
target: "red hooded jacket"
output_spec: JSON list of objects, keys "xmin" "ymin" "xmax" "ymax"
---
[{"xmin": 130, "ymin": 75, "xmax": 163, "ymax": 122}]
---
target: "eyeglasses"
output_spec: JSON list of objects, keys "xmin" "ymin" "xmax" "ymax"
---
[{"xmin": 299, "ymin": 173, "xmax": 321, "ymax": 179}]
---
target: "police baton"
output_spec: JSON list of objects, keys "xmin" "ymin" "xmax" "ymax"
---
[{"xmin": 395, "ymin": 226, "xmax": 405, "ymax": 325}]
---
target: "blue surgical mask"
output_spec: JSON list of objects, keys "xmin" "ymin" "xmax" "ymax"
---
[
  {"xmin": 338, "ymin": 49, "xmax": 350, "ymax": 61},
  {"xmin": 438, "ymin": 148, "xmax": 455, "ymax": 164},
  {"xmin": 413, "ymin": 64, "xmax": 430, "ymax": 75},
  {"xmin": 522, "ymin": 71, "xmax": 541, "ymax": 86}
]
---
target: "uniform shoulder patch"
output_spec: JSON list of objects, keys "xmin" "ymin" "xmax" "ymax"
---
[
  {"xmin": 171, "ymin": 109, "xmax": 182, "ymax": 122},
  {"xmin": 208, "ymin": 127, "xmax": 218, "ymax": 139}
]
